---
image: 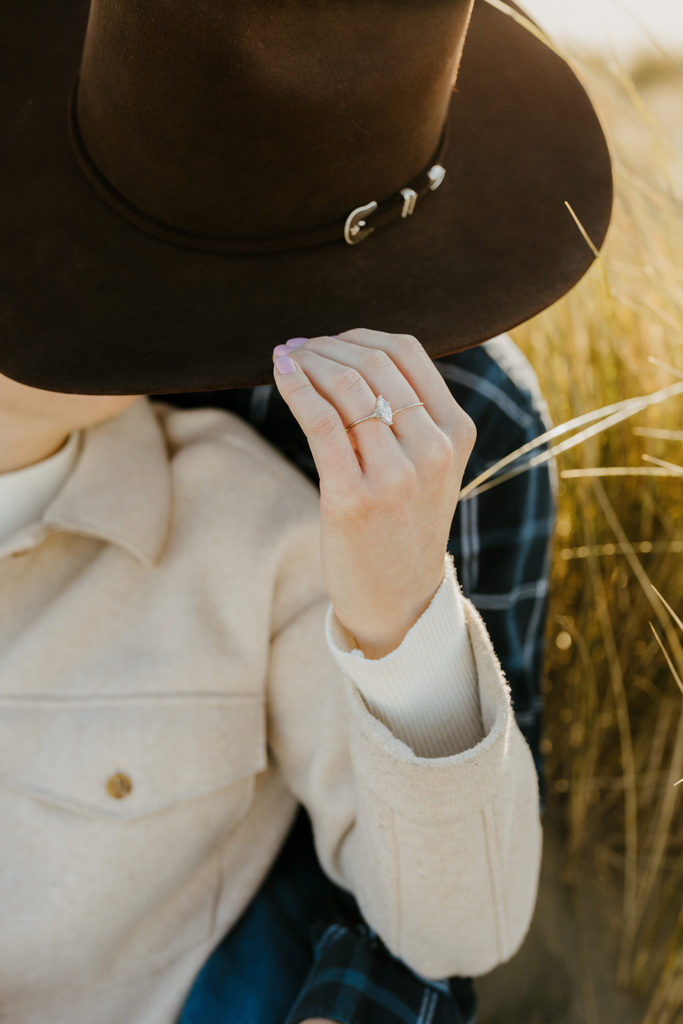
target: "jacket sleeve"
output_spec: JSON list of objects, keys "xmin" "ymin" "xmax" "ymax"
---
[{"xmin": 264, "ymin": 509, "xmax": 542, "ymax": 979}]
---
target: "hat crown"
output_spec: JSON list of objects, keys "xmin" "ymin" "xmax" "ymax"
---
[
  {"xmin": 74, "ymin": 0, "xmax": 473, "ymax": 240},
  {"xmin": 2, "ymin": 0, "xmax": 614, "ymax": 395}
]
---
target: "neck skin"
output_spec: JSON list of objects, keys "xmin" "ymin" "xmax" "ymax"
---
[
  {"xmin": 0, "ymin": 414, "xmax": 71, "ymax": 474},
  {"xmin": 0, "ymin": 373, "xmax": 141, "ymax": 474}
]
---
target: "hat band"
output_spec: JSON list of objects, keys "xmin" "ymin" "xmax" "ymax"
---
[{"xmin": 68, "ymin": 75, "xmax": 449, "ymax": 256}]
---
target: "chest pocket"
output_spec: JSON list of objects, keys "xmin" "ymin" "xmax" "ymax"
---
[
  {"xmin": 0, "ymin": 693, "xmax": 266, "ymax": 819},
  {"xmin": 0, "ymin": 694, "xmax": 268, "ymax": 986}
]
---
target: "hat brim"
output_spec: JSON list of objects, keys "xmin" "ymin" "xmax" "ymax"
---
[{"xmin": 0, "ymin": 0, "xmax": 612, "ymax": 395}]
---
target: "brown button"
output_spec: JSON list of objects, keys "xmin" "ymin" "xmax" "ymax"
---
[{"xmin": 106, "ymin": 772, "xmax": 133, "ymax": 799}]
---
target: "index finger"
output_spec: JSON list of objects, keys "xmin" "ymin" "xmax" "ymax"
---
[{"xmin": 272, "ymin": 353, "xmax": 364, "ymax": 500}]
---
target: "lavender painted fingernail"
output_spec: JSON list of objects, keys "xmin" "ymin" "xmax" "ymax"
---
[
  {"xmin": 285, "ymin": 337, "xmax": 308, "ymax": 349},
  {"xmin": 275, "ymin": 355, "xmax": 296, "ymax": 374}
]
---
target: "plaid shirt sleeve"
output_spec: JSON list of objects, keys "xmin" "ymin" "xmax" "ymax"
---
[
  {"xmin": 437, "ymin": 334, "xmax": 557, "ymax": 796},
  {"xmin": 165, "ymin": 333, "xmax": 556, "ymax": 1024}
]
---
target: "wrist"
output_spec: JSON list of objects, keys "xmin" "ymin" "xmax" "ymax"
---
[
  {"xmin": 350, "ymin": 631, "xmax": 410, "ymax": 660},
  {"xmin": 344, "ymin": 573, "xmax": 448, "ymax": 660}
]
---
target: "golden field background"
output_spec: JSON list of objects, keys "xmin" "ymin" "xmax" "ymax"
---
[{"xmin": 504, "ymin": 49, "xmax": 682, "ymax": 1024}]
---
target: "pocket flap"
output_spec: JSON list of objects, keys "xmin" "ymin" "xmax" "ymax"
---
[{"xmin": 0, "ymin": 695, "xmax": 266, "ymax": 818}]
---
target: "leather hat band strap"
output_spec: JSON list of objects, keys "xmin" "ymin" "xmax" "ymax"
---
[{"xmin": 68, "ymin": 77, "xmax": 449, "ymax": 256}]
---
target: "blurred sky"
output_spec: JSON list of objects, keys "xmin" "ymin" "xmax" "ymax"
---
[{"xmin": 519, "ymin": 0, "xmax": 683, "ymax": 62}]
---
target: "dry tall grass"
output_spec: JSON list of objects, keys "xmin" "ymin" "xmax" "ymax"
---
[{"xmin": 503, "ymin": 51, "xmax": 682, "ymax": 1024}]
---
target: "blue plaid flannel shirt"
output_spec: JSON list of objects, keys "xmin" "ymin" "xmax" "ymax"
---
[{"xmin": 170, "ymin": 333, "xmax": 556, "ymax": 1024}]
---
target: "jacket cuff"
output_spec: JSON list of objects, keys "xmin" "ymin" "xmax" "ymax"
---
[
  {"xmin": 338, "ymin": 594, "xmax": 522, "ymax": 822},
  {"xmin": 324, "ymin": 552, "xmax": 484, "ymax": 758}
]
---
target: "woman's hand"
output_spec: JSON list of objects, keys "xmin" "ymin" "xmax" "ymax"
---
[{"xmin": 272, "ymin": 329, "xmax": 475, "ymax": 659}]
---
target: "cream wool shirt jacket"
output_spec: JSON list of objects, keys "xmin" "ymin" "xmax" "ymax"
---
[{"xmin": 0, "ymin": 398, "xmax": 542, "ymax": 1024}]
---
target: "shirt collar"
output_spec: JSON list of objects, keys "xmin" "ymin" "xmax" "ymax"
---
[{"xmin": 42, "ymin": 397, "xmax": 172, "ymax": 566}]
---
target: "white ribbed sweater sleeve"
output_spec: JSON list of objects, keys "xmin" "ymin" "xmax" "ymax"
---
[{"xmin": 324, "ymin": 551, "xmax": 484, "ymax": 758}]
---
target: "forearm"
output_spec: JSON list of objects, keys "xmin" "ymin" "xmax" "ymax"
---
[{"xmin": 269, "ymin": 571, "xmax": 542, "ymax": 980}]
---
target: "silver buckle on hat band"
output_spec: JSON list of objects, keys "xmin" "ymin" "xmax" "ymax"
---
[
  {"xmin": 344, "ymin": 164, "xmax": 446, "ymax": 245},
  {"xmin": 344, "ymin": 201, "xmax": 379, "ymax": 245}
]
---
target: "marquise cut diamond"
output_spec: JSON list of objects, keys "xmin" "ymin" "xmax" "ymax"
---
[{"xmin": 375, "ymin": 395, "xmax": 393, "ymax": 425}]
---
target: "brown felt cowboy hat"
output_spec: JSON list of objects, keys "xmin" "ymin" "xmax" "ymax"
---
[{"xmin": 0, "ymin": 0, "xmax": 612, "ymax": 395}]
